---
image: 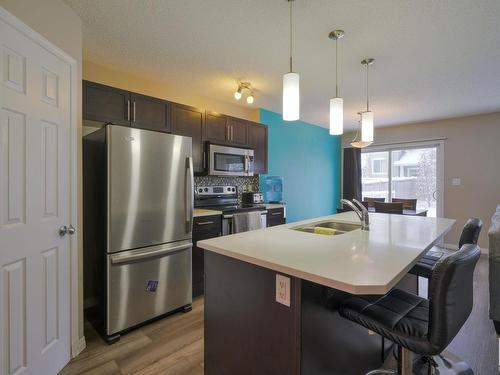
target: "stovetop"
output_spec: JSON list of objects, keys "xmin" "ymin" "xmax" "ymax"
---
[{"xmin": 194, "ymin": 185, "xmax": 266, "ymax": 214}]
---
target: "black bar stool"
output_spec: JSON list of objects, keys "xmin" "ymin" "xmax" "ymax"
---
[
  {"xmin": 339, "ymin": 244, "xmax": 480, "ymax": 374},
  {"xmin": 410, "ymin": 218, "xmax": 482, "ymax": 281}
]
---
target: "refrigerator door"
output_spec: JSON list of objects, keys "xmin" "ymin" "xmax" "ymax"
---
[
  {"xmin": 107, "ymin": 125, "xmax": 193, "ymax": 253},
  {"xmin": 107, "ymin": 240, "xmax": 192, "ymax": 335}
]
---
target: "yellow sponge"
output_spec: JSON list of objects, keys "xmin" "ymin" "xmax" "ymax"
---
[{"xmin": 313, "ymin": 227, "xmax": 337, "ymax": 235}]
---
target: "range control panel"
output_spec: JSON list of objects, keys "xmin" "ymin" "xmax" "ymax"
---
[{"xmin": 195, "ymin": 185, "xmax": 237, "ymax": 196}]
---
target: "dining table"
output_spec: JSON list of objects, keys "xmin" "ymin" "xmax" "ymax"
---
[
  {"xmin": 337, "ymin": 207, "xmax": 428, "ymax": 216},
  {"xmin": 367, "ymin": 207, "xmax": 428, "ymax": 216}
]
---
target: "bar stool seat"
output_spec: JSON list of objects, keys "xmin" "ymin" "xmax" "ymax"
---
[
  {"xmin": 410, "ymin": 218, "xmax": 482, "ymax": 280},
  {"xmin": 341, "ymin": 289, "xmax": 431, "ymax": 354},
  {"xmin": 409, "ymin": 247, "xmax": 451, "ymax": 279}
]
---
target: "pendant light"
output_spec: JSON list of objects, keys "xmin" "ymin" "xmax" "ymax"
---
[
  {"xmin": 282, "ymin": 0, "xmax": 300, "ymax": 121},
  {"xmin": 328, "ymin": 30, "xmax": 344, "ymax": 135},
  {"xmin": 351, "ymin": 112, "xmax": 373, "ymax": 148},
  {"xmin": 360, "ymin": 58, "xmax": 375, "ymax": 143}
]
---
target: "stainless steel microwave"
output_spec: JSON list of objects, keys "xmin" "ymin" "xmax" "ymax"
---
[{"xmin": 208, "ymin": 144, "xmax": 254, "ymax": 176}]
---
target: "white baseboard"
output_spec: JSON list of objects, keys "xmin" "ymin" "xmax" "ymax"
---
[
  {"xmin": 72, "ymin": 335, "xmax": 86, "ymax": 358},
  {"xmin": 443, "ymin": 242, "xmax": 488, "ymax": 255}
]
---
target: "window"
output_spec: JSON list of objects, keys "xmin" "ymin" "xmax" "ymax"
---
[
  {"xmin": 371, "ymin": 158, "xmax": 385, "ymax": 175},
  {"xmin": 361, "ymin": 143, "xmax": 442, "ymax": 217}
]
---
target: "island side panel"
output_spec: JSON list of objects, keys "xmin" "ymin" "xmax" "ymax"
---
[{"xmin": 204, "ymin": 251, "xmax": 301, "ymax": 375}]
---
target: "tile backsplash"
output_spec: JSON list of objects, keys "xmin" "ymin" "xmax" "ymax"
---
[{"xmin": 194, "ymin": 176, "xmax": 259, "ymax": 202}]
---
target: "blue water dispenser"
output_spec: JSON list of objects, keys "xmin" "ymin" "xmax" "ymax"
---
[{"xmin": 263, "ymin": 176, "xmax": 284, "ymax": 203}]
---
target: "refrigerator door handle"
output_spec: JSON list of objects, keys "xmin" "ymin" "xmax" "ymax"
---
[
  {"xmin": 110, "ymin": 241, "xmax": 192, "ymax": 264},
  {"xmin": 186, "ymin": 156, "xmax": 194, "ymax": 232}
]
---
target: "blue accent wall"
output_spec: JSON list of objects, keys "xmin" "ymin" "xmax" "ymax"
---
[{"xmin": 259, "ymin": 109, "xmax": 341, "ymax": 223}]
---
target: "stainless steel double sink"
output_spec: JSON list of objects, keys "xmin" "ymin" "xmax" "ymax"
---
[{"xmin": 291, "ymin": 220, "xmax": 361, "ymax": 236}]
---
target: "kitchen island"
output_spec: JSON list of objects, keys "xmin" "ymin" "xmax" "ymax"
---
[{"xmin": 198, "ymin": 212, "xmax": 455, "ymax": 375}]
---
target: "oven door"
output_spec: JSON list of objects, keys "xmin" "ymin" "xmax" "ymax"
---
[{"xmin": 209, "ymin": 144, "xmax": 254, "ymax": 176}]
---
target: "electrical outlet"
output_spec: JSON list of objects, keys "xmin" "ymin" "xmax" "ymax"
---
[
  {"xmin": 451, "ymin": 177, "xmax": 461, "ymax": 186},
  {"xmin": 276, "ymin": 274, "xmax": 290, "ymax": 307}
]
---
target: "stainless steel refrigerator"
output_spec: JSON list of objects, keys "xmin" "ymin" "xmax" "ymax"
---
[{"xmin": 83, "ymin": 124, "xmax": 194, "ymax": 343}]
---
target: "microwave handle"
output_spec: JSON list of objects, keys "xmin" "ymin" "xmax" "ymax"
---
[{"xmin": 244, "ymin": 155, "xmax": 249, "ymax": 174}]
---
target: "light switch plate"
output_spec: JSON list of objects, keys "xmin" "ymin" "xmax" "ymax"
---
[
  {"xmin": 276, "ymin": 274, "xmax": 290, "ymax": 307},
  {"xmin": 452, "ymin": 178, "xmax": 461, "ymax": 186}
]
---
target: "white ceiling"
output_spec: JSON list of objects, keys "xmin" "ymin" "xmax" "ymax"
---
[{"xmin": 65, "ymin": 0, "xmax": 500, "ymax": 130}]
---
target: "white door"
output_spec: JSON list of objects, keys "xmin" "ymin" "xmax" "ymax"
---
[{"xmin": 0, "ymin": 13, "xmax": 72, "ymax": 375}]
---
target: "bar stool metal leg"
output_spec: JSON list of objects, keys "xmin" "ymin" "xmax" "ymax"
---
[{"xmin": 398, "ymin": 346, "xmax": 412, "ymax": 375}]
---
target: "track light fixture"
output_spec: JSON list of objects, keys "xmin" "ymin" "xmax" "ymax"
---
[{"xmin": 234, "ymin": 82, "xmax": 254, "ymax": 104}]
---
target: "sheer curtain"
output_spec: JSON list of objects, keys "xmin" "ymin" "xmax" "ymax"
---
[{"xmin": 343, "ymin": 147, "xmax": 362, "ymax": 201}]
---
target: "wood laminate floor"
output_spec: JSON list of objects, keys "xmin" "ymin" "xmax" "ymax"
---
[{"xmin": 61, "ymin": 256, "xmax": 497, "ymax": 375}]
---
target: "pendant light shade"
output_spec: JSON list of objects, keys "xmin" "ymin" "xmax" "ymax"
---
[
  {"xmin": 328, "ymin": 29, "xmax": 344, "ymax": 135},
  {"xmin": 282, "ymin": 0, "xmax": 299, "ymax": 121},
  {"xmin": 283, "ymin": 72, "xmax": 300, "ymax": 121},
  {"xmin": 361, "ymin": 111, "xmax": 374, "ymax": 142},
  {"xmin": 360, "ymin": 58, "xmax": 375, "ymax": 143},
  {"xmin": 329, "ymin": 97, "xmax": 343, "ymax": 135}
]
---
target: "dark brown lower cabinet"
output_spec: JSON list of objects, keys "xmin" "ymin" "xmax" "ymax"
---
[
  {"xmin": 192, "ymin": 215, "xmax": 221, "ymax": 297},
  {"xmin": 267, "ymin": 207, "xmax": 286, "ymax": 227},
  {"xmin": 204, "ymin": 252, "xmax": 397, "ymax": 375}
]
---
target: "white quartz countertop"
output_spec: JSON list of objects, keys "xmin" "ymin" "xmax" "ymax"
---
[
  {"xmin": 194, "ymin": 208, "xmax": 222, "ymax": 218},
  {"xmin": 197, "ymin": 212, "xmax": 455, "ymax": 294}
]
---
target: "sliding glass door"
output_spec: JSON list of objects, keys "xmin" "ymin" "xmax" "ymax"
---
[{"xmin": 361, "ymin": 141, "xmax": 443, "ymax": 217}]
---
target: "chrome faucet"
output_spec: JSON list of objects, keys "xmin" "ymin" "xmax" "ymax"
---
[{"xmin": 340, "ymin": 199, "xmax": 370, "ymax": 231}]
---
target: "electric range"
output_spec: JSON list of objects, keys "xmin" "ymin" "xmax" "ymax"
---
[{"xmin": 194, "ymin": 185, "xmax": 267, "ymax": 235}]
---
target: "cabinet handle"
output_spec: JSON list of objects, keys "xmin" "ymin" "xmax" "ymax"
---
[
  {"xmin": 271, "ymin": 212, "xmax": 282, "ymax": 216},
  {"xmin": 127, "ymin": 99, "xmax": 130, "ymax": 121},
  {"xmin": 196, "ymin": 221, "xmax": 215, "ymax": 226},
  {"xmin": 230, "ymin": 125, "xmax": 234, "ymax": 141},
  {"xmin": 133, "ymin": 101, "xmax": 136, "ymax": 122}
]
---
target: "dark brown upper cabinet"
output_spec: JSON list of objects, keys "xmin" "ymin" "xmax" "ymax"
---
[
  {"xmin": 247, "ymin": 121, "xmax": 268, "ymax": 175},
  {"xmin": 83, "ymin": 80, "xmax": 268, "ymax": 174},
  {"xmin": 204, "ymin": 111, "xmax": 228, "ymax": 144},
  {"xmin": 130, "ymin": 93, "xmax": 171, "ymax": 133},
  {"xmin": 83, "ymin": 81, "xmax": 171, "ymax": 132},
  {"xmin": 204, "ymin": 112, "xmax": 248, "ymax": 146},
  {"xmin": 170, "ymin": 103, "xmax": 205, "ymax": 173},
  {"xmin": 227, "ymin": 117, "xmax": 248, "ymax": 146},
  {"xmin": 83, "ymin": 80, "xmax": 130, "ymax": 126}
]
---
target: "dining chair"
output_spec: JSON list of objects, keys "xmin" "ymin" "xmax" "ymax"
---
[
  {"xmin": 363, "ymin": 197, "xmax": 386, "ymax": 208},
  {"xmin": 374, "ymin": 201, "xmax": 403, "ymax": 214},
  {"xmin": 392, "ymin": 198, "xmax": 417, "ymax": 210}
]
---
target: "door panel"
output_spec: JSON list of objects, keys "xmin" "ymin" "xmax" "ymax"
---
[
  {"xmin": 130, "ymin": 93, "xmax": 170, "ymax": 132},
  {"xmin": 247, "ymin": 122, "xmax": 268, "ymax": 174},
  {"xmin": 2, "ymin": 259, "xmax": 27, "ymax": 375},
  {"xmin": 205, "ymin": 112, "xmax": 228, "ymax": 144},
  {"xmin": 0, "ymin": 109, "xmax": 25, "ymax": 226},
  {"xmin": 171, "ymin": 103, "xmax": 204, "ymax": 173},
  {"xmin": 107, "ymin": 243, "xmax": 192, "ymax": 335},
  {"xmin": 107, "ymin": 126, "xmax": 192, "ymax": 252},
  {"xmin": 228, "ymin": 117, "xmax": 247, "ymax": 146},
  {"xmin": 83, "ymin": 80, "xmax": 130, "ymax": 125},
  {"xmin": 0, "ymin": 16, "xmax": 72, "ymax": 375}
]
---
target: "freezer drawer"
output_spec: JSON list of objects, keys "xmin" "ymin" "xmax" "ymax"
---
[{"xmin": 107, "ymin": 240, "xmax": 192, "ymax": 335}]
